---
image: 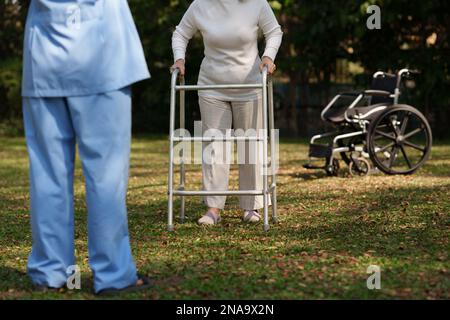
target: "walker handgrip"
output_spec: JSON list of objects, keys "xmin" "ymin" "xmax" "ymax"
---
[
  {"xmin": 261, "ymin": 65, "xmax": 270, "ymax": 77},
  {"xmin": 170, "ymin": 68, "xmax": 180, "ymax": 89}
]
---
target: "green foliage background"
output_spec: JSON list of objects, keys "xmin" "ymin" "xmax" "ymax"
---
[{"xmin": 0, "ymin": 0, "xmax": 449, "ymax": 137}]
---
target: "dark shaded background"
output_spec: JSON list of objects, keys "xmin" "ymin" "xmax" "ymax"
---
[{"xmin": 0, "ymin": 0, "xmax": 449, "ymax": 138}]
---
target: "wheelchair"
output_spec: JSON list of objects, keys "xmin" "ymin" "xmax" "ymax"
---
[{"xmin": 303, "ymin": 68, "xmax": 433, "ymax": 176}]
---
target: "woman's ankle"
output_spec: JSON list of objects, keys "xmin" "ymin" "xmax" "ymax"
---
[{"xmin": 208, "ymin": 207, "xmax": 221, "ymax": 215}]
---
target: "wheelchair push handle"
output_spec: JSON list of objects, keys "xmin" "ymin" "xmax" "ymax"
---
[
  {"xmin": 398, "ymin": 68, "xmax": 421, "ymax": 78},
  {"xmin": 407, "ymin": 69, "xmax": 421, "ymax": 75},
  {"xmin": 397, "ymin": 68, "xmax": 420, "ymax": 88},
  {"xmin": 374, "ymin": 69, "xmax": 421, "ymax": 79}
]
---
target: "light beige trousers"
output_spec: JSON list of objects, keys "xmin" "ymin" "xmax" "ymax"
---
[{"xmin": 199, "ymin": 96, "xmax": 270, "ymax": 210}]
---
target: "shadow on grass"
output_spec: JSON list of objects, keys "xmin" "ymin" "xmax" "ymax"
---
[{"xmin": 0, "ymin": 266, "xmax": 29, "ymax": 292}]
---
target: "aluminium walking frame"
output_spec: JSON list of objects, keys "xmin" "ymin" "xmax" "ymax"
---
[{"xmin": 168, "ymin": 66, "xmax": 278, "ymax": 231}]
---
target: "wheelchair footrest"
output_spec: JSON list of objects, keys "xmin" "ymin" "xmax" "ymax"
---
[
  {"xmin": 308, "ymin": 143, "xmax": 332, "ymax": 158},
  {"xmin": 303, "ymin": 163, "xmax": 326, "ymax": 170}
]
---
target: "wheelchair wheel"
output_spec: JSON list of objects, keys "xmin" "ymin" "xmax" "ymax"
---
[
  {"xmin": 367, "ymin": 105, "xmax": 432, "ymax": 175},
  {"xmin": 348, "ymin": 157, "xmax": 371, "ymax": 176},
  {"xmin": 326, "ymin": 158, "xmax": 340, "ymax": 176},
  {"xmin": 337, "ymin": 133, "xmax": 368, "ymax": 168}
]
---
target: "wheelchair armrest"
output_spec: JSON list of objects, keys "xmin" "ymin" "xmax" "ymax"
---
[
  {"xmin": 321, "ymin": 92, "xmax": 364, "ymax": 122},
  {"xmin": 363, "ymin": 90, "xmax": 392, "ymax": 97},
  {"xmin": 341, "ymin": 90, "xmax": 392, "ymax": 97}
]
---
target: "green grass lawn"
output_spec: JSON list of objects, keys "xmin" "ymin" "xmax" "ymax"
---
[{"xmin": 0, "ymin": 136, "xmax": 449, "ymax": 300}]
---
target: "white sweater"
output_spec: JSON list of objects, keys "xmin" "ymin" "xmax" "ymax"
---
[{"xmin": 172, "ymin": 0, "xmax": 283, "ymax": 101}]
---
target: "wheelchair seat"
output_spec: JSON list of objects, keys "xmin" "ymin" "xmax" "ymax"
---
[
  {"xmin": 350, "ymin": 104, "xmax": 388, "ymax": 120},
  {"xmin": 323, "ymin": 103, "xmax": 388, "ymax": 123}
]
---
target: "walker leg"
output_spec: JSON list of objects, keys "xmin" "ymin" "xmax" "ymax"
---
[
  {"xmin": 272, "ymin": 187, "xmax": 278, "ymax": 223},
  {"xmin": 168, "ymin": 192, "xmax": 174, "ymax": 232},
  {"xmin": 263, "ymin": 188, "xmax": 270, "ymax": 231},
  {"xmin": 168, "ymin": 139, "xmax": 175, "ymax": 231},
  {"xmin": 168, "ymin": 70, "xmax": 178, "ymax": 232},
  {"xmin": 180, "ymin": 196, "xmax": 185, "ymax": 223},
  {"xmin": 264, "ymin": 210, "xmax": 270, "ymax": 232},
  {"xmin": 262, "ymin": 69, "xmax": 270, "ymax": 232},
  {"xmin": 268, "ymin": 77, "xmax": 278, "ymax": 225},
  {"xmin": 179, "ymin": 79, "xmax": 186, "ymax": 224},
  {"xmin": 168, "ymin": 154, "xmax": 175, "ymax": 230}
]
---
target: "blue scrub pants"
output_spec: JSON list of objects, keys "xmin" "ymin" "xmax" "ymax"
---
[{"xmin": 22, "ymin": 87, "xmax": 138, "ymax": 293}]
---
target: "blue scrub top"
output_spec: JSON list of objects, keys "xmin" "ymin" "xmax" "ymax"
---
[{"xmin": 22, "ymin": 0, "xmax": 150, "ymax": 97}]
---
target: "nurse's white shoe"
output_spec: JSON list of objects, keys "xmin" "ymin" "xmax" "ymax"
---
[{"xmin": 243, "ymin": 210, "xmax": 261, "ymax": 223}]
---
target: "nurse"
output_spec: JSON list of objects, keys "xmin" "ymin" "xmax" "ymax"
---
[{"xmin": 22, "ymin": 0, "xmax": 151, "ymax": 294}]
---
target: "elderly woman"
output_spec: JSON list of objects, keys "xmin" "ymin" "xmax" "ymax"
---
[{"xmin": 171, "ymin": 0, "xmax": 283, "ymax": 225}]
